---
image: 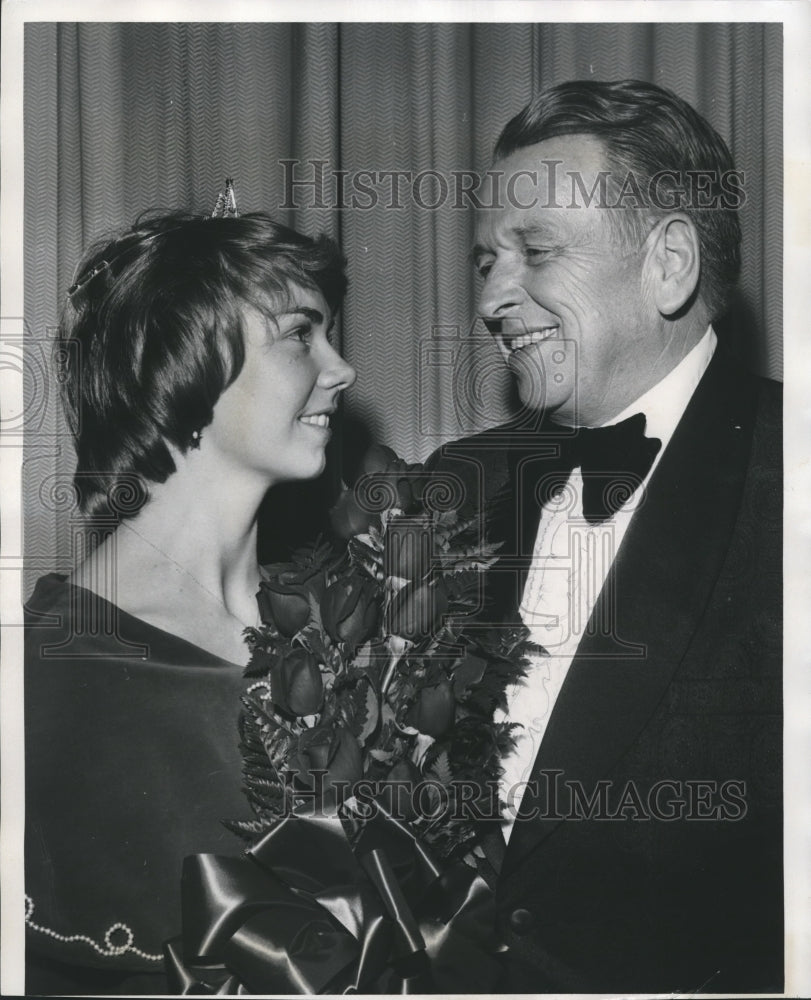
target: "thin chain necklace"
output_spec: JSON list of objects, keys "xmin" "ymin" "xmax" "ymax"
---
[{"xmin": 120, "ymin": 521, "xmax": 261, "ymax": 631}]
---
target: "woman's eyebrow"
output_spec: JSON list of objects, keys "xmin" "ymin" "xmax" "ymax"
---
[{"xmin": 283, "ymin": 306, "xmax": 324, "ymax": 325}]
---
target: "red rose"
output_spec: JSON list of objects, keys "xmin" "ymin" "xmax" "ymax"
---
[
  {"xmin": 322, "ymin": 575, "xmax": 380, "ymax": 651},
  {"xmin": 360, "ymin": 445, "xmax": 424, "ymax": 512},
  {"xmin": 328, "ymin": 486, "xmax": 383, "ymax": 539},
  {"xmin": 391, "ymin": 463, "xmax": 425, "ymax": 513},
  {"xmin": 452, "ymin": 649, "xmax": 489, "ymax": 700},
  {"xmin": 406, "ymin": 678, "xmax": 456, "ymax": 738},
  {"xmin": 258, "ymin": 565, "xmax": 325, "ymax": 637},
  {"xmin": 378, "ymin": 759, "xmax": 422, "ymax": 821},
  {"xmin": 387, "ymin": 578, "xmax": 449, "ymax": 643},
  {"xmin": 270, "ymin": 647, "xmax": 324, "ymax": 716},
  {"xmin": 359, "ymin": 443, "xmax": 400, "ymax": 476},
  {"xmin": 385, "ymin": 516, "xmax": 433, "ymax": 582},
  {"xmin": 330, "ymin": 445, "xmax": 427, "ymax": 539},
  {"xmin": 291, "ymin": 722, "xmax": 363, "ymax": 794}
]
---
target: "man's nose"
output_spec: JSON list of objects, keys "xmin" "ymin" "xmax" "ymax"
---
[{"xmin": 478, "ymin": 259, "xmax": 524, "ymax": 320}]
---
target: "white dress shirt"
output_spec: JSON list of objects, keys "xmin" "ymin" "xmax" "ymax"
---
[{"xmin": 497, "ymin": 327, "xmax": 718, "ymax": 841}]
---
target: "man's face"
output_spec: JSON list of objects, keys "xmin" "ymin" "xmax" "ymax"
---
[{"xmin": 474, "ymin": 134, "xmax": 658, "ymax": 427}]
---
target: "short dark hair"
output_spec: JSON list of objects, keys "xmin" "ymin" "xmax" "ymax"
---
[
  {"xmin": 494, "ymin": 79, "xmax": 742, "ymax": 318},
  {"xmin": 59, "ymin": 212, "xmax": 347, "ymax": 518}
]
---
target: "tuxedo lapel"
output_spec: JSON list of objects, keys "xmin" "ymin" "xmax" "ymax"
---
[
  {"xmin": 503, "ymin": 353, "xmax": 761, "ymax": 872},
  {"xmin": 475, "ymin": 431, "xmax": 564, "ymax": 622}
]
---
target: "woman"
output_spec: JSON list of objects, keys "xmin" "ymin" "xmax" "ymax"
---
[{"xmin": 24, "ymin": 208, "xmax": 356, "ymax": 994}]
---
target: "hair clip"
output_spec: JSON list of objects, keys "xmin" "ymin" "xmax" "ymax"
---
[
  {"xmin": 66, "ymin": 260, "xmax": 110, "ymax": 301},
  {"xmin": 211, "ymin": 177, "xmax": 238, "ymax": 218}
]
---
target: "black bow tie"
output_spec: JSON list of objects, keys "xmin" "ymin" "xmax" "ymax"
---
[{"xmin": 545, "ymin": 412, "xmax": 662, "ymax": 524}]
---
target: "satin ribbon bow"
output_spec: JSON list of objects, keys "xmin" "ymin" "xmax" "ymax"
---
[{"xmin": 164, "ymin": 807, "xmax": 507, "ymax": 994}]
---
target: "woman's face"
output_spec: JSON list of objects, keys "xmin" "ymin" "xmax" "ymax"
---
[{"xmin": 205, "ymin": 285, "xmax": 356, "ymax": 485}]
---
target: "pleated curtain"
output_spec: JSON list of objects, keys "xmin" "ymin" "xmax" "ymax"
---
[{"xmin": 23, "ymin": 22, "xmax": 782, "ymax": 590}]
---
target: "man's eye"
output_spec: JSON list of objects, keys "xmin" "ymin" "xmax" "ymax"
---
[
  {"xmin": 475, "ymin": 259, "xmax": 494, "ymax": 278},
  {"xmin": 524, "ymin": 247, "xmax": 552, "ymax": 264}
]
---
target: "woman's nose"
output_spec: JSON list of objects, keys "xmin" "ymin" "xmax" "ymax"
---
[{"xmin": 319, "ymin": 344, "xmax": 357, "ymax": 391}]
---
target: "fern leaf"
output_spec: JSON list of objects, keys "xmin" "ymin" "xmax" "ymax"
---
[{"xmin": 427, "ymin": 749, "xmax": 453, "ymax": 786}]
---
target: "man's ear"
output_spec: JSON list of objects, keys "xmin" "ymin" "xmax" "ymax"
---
[{"xmin": 645, "ymin": 214, "xmax": 701, "ymax": 316}]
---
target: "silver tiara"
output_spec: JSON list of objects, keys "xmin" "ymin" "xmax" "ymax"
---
[
  {"xmin": 211, "ymin": 177, "xmax": 238, "ymax": 218},
  {"xmin": 67, "ymin": 179, "xmax": 239, "ymax": 301}
]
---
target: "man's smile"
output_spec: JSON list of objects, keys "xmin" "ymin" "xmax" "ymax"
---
[{"xmin": 504, "ymin": 326, "xmax": 560, "ymax": 353}]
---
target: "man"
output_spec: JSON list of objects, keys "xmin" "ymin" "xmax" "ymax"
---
[{"xmin": 427, "ymin": 80, "xmax": 782, "ymax": 993}]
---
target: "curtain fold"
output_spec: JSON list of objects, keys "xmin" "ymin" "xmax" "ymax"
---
[{"xmin": 24, "ymin": 21, "xmax": 782, "ymax": 590}]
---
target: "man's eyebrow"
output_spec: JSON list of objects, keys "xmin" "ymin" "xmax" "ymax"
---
[
  {"xmin": 513, "ymin": 222, "xmax": 564, "ymax": 241},
  {"xmin": 471, "ymin": 222, "xmax": 566, "ymax": 261}
]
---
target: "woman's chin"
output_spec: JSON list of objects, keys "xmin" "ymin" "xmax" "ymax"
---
[{"xmin": 286, "ymin": 451, "xmax": 328, "ymax": 483}]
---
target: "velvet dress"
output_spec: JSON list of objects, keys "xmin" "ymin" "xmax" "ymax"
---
[{"xmin": 24, "ymin": 574, "xmax": 253, "ymax": 995}]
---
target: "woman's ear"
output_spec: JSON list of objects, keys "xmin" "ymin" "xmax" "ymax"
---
[{"xmin": 645, "ymin": 214, "xmax": 701, "ymax": 316}]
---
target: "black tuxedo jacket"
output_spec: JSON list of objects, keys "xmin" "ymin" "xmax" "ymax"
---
[{"xmin": 426, "ymin": 350, "xmax": 782, "ymax": 993}]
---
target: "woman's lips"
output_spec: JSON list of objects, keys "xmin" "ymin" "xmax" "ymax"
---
[{"xmin": 299, "ymin": 413, "xmax": 331, "ymax": 428}]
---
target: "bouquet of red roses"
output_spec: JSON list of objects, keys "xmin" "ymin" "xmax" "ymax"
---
[
  {"xmin": 167, "ymin": 446, "xmax": 532, "ymax": 994},
  {"xmin": 237, "ymin": 444, "xmax": 529, "ymax": 855}
]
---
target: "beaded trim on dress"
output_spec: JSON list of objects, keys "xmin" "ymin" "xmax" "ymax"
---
[{"xmin": 25, "ymin": 894, "xmax": 163, "ymax": 963}]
